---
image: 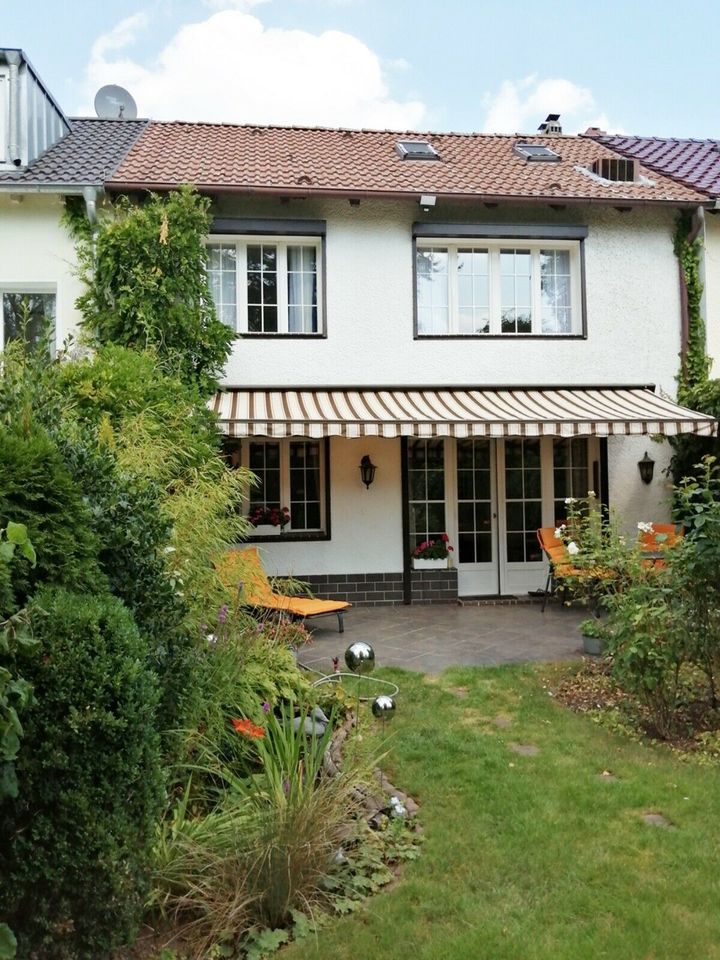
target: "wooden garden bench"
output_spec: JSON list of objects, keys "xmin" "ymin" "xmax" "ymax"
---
[{"xmin": 216, "ymin": 546, "xmax": 350, "ymax": 633}]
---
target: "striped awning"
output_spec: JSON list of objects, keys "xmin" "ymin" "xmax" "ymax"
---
[{"xmin": 212, "ymin": 387, "xmax": 717, "ymax": 439}]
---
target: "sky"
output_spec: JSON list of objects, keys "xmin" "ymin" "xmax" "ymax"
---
[{"xmin": 4, "ymin": 0, "xmax": 720, "ymax": 137}]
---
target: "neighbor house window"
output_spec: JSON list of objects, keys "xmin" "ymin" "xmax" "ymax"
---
[
  {"xmin": 416, "ymin": 238, "xmax": 581, "ymax": 336},
  {"xmin": 236, "ymin": 438, "xmax": 326, "ymax": 533},
  {"xmin": 207, "ymin": 236, "xmax": 322, "ymax": 335},
  {"xmin": 1, "ymin": 289, "xmax": 56, "ymax": 351}
]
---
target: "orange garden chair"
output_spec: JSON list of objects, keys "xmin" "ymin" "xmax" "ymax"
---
[
  {"xmin": 638, "ymin": 523, "xmax": 684, "ymax": 569},
  {"xmin": 536, "ymin": 527, "xmax": 615, "ymax": 613},
  {"xmin": 216, "ymin": 546, "xmax": 350, "ymax": 633}
]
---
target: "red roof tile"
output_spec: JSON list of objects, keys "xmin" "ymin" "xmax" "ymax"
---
[
  {"xmin": 108, "ymin": 123, "xmax": 706, "ymax": 205},
  {"xmin": 592, "ymin": 135, "xmax": 720, "ymax": 198}
]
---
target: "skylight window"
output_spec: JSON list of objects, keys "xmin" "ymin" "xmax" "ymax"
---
[
  {"xmin": 395, "ymin": 140, "xmax": 440, "ymax": 161},
  {"xmin": 514, "ymin": 143, "xmax": 561, "ymax": 163}
]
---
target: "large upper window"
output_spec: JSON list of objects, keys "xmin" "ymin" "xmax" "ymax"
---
[
  {"xmin": 207, "ymin": 236, "xmax": 322, "ymax": 335},
  {"xmin": 416, "ymin": 238, "xmax": 581, "ymax": 336},
  {"xmin": 1, "ymin": 289, "xmax": 56, "ymax": 351}
]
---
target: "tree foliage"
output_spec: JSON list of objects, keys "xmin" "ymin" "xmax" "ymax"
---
[{"xmin": 68, "ymin": 185, "xmax": 235, "ymax": 395}]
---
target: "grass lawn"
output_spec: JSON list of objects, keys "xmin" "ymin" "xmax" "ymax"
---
[{"xmin": 283, "ymin": 663, "xmax": 720, "ymax": 960}]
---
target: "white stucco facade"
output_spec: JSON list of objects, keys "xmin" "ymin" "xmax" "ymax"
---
[
  {"xmin": 0, "ymin": 193, "xmax": 82, "ymax": 352},
  {"xmin": 218, "ymin": 198, "xmax": 682, "ymax": 399},
  {"xmin": 704, "ymin": 213, "xmax": 720, "ymax": 374}
]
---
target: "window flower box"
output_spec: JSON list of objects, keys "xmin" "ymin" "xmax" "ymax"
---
[
  {"xmin": 412, "ymin": 557, "xmax": 448, "ymax": 570},
  {"xmin": 411, "ymin": 534, "xmax": 454, "ymax": 570},
  {"xmin": 253, "ymin": 524, "xmax": 282, "ymax": 537}
]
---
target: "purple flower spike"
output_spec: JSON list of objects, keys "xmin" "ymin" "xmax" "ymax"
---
[
  {"xmin": 218, "ymin": 604, "xmax": 229, "ymax": 624},
  {"xmin": 262, "ymin": 701, "xmax": 271, "ymax": 714},
  {"xmin": 282, "ymin": 778, "xmax": 291, "ymax": 795}
]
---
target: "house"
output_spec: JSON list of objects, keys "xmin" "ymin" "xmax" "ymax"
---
[
  {"xmin": 0, "ymin": 48, "xmax": 147, "ymax": 354},
  {"xmin": 0, "ymin": 49, "xmax": 715, "ymax": 605},
  {"xmin": 103, "ymin": 120, "xmax": 715, "ymax": 603},
  {"xmin": 584, "ymin": 132, "xmax": 720, "ymax": 376}
]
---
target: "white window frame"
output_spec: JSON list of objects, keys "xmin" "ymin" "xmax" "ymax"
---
[
  {"xmin": 241, "ymin": 437, "xmax": 327, "ymax": 534},
  {"xmin": 415, "ymin": 237, "xmax": 582, "ymax": 336},
  {"xmin": 0, "ymin": 282, "xmax": 58, "ymax": 353},
  {"xmin": 207, "ymin": 234, "xmax": 323, "ymax": 336}
]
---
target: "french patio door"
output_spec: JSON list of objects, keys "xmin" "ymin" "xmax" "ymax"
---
[
  {"xmin": 409, "ymin": 436, "xmax": 596, "ymax": 598},
  {"xmin": 452, "ymin": 438, "xmax": 595, "ymax": 596}
]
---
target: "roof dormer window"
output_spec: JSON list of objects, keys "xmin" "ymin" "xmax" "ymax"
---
[{"xmin": 395, "ymin": 140, "xmax": 440, "ymax": 161}]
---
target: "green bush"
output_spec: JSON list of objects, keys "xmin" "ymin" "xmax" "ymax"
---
[
  {"xmin": 0, "ymin": 427, "xmax": 105, "ymax": 607},
  {"xmin": 0, "ymin": 587, "xmax": 164, "ymax": 960}
]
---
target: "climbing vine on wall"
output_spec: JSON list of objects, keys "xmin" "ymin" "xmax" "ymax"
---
[
  {"xmin": 674, "ymin": 212, "xmax": 710, "ymax": 398},
  {"xmin": 670, "ymin": 213, "xmax": 719, "ymax": 485}
]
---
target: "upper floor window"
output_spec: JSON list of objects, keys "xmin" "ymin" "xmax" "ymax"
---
[
  {"xmin": 415, "ymin": 238, "xmax": 581, "ymax": 337},
  {"xmin": 1, "ymin": 288, "xmax": 56, "ymax": 352},
  {"xmin": 207, "ymin": 235, "xmax": 322, "ymax": 335}
]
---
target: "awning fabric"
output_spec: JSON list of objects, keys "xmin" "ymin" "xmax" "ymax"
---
[{"xmin": 212, "ymin": 387, "xmax": 717, "ymax": 439}]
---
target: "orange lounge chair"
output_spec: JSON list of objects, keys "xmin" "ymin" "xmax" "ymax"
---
[
  {"xmin": 536, "ymin": 527, "xmax": 614, "ymax": 612},
  {"xmin": 217, "ymin": 546, "xmax": 351, "ymax": 633}
]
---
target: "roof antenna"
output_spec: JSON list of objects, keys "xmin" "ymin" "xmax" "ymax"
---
[{"xmin": 94, "ymin": 85, "xmax": 138, "ymax": 120}]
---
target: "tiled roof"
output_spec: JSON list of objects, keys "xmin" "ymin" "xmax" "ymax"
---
[
  {"xmin": 593, "ymin": 135, "xmax": 720, "ymax": 198},
  {"xmin": 108, "ymin": 123, "xmax": 706, "ymax": 205},
  {"xmin": 0, "ymin": 118, "xmax": 149, "ymax": 187}
]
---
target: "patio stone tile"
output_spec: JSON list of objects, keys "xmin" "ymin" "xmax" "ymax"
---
[{"xmin": 301, "ymin": 604, "xmax": 584, "ymax": 672}]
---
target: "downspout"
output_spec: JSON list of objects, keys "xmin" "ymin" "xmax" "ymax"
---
[
  {"xmin": 82, "ymin": 185, "xmax": 98, "ymax": 225},
  {"xmin": 679, "ymin": 205, "xmax": 705, "ymax": 373},
  {"xmin": 5, "ymin": 50, "xmax": 21, "ymax": 166}
]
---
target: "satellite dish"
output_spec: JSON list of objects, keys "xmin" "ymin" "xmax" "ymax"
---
[{"xmin": 94, "ymin": 85, "xmax": 138, "ymax": 120}]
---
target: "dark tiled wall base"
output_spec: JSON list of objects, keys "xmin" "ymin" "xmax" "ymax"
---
[{"xmin": 298, "ymin": 569, "xmax": 458, "ymax": 606}]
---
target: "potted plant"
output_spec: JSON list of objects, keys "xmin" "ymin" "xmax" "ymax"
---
[
  {"xmin": 412, "ymin": 534, "xmax": 454, "ymax": 570},
  {"xmin": 579, "ymin": 617, "xmax": 610, "ymax": 656},
  {"xmin": 248, "ymin": 505, "xmax": 291, "ymax": 536}
]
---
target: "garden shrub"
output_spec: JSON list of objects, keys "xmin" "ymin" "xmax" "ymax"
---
[
  {"xmin": 0, "ymin": 587, "xmax": 163, "ymax": 960},
  {"xmin": 0, "ymin": 427, "xmax": 105, "ymax": 607}
]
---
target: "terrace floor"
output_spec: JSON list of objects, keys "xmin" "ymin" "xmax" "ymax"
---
[{"xmin": 298, "ymin": 601, "xmax": 585, "ymax": 674}]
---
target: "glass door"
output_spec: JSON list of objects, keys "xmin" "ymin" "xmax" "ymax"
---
[{"xmin": 454, "ymin": 439, "xmax": 499, "ymax": 596}]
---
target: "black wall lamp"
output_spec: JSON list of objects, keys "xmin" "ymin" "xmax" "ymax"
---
[
  {"xmin": 359, "ymin": 455, "xmax": 377, "ymax": 489},
  {"xmin": 638, "ymin": 451, "xmax": 655, "ymax": 485}
]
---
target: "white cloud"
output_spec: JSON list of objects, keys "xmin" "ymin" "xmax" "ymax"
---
[
  {"xmin": 202, "ymin": 0, "xmax": 269, "ymax": 10},
  {"xmin": 80, "ymin": 9, "xmax": 426, "ymax": 129},
  {"xmin": 481, "ymin": 76, "xmax": 619, "ymax": 135}
]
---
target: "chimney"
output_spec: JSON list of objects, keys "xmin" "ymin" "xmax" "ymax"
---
[
  {"xmin": 584, "ymin": 126, "xmax": 607, "ymax": 137},
  {"xmin": 538, "ymin": 113, "xmax": 562, "ymax": 135}
]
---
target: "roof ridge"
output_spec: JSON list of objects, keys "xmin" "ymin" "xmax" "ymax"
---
[{"xmin": 139, "ymin": 119, "xmax": 598, "ymax": 140}]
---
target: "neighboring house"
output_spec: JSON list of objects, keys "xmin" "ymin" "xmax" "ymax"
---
[
  {"xmin": 104, "ymin": 122, "xmax": 715, "ymax": 603},
  {"xmin": 0, "ymin": 48, "xmax": 715, "ymax": 605},
  {"xmin": 586, "ymin": 133, "xmax": 720, "ymax": 376},
  {"xmin": 0, "ymin": 48, "xmax": 147, "ymax": 354}
]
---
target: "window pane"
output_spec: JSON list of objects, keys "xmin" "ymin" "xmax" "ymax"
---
[
  {"xmin": 416, "ymin": 248, "xmax": 449, "ymax": 334},
  {"xmin": 500, "ymin": 249, "xmax": 534, "ymax": 334},
  {"xmin": 408, "ymin": 439, "xmax": 445, "ymax": 549},
  {"xmin": 289, "ymin": 441, "xmax": 322, "ymax": 530},
  {"xmin": 3, "ymin": 292, "xmax": 55, "ymax": 349},
  {"xmin": 248, "ymin": 442, "xmax": 281, "ymax": 509},
  {"xmin": 540, "ymin": 248, "xmax": 573, "ymax": 334},
  {"xmin": 206, "ymin": 244, "xmax": 237, "ymax": 330}
]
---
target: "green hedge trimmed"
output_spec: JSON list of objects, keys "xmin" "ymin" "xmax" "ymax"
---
[{"xmin": 0, "ymin": 587, "xmax": 164, "ymax": 959}]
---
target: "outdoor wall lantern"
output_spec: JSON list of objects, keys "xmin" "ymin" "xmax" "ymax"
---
[
  {"xmin": 638, "ymin": 451, "xmax": 655, "ymax": 485},
  {"xmin": 359, "ymin": 455, "xmax": 377, "ymax": 489}
]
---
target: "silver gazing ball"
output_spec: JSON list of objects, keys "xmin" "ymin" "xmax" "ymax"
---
[
  {"xmin": 344, "ymin": 641, "xmax": 375, "ymax": 675},
  {"xmin": 371, "ymin": 695, "xmax": 396, "ymax": 719}
]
